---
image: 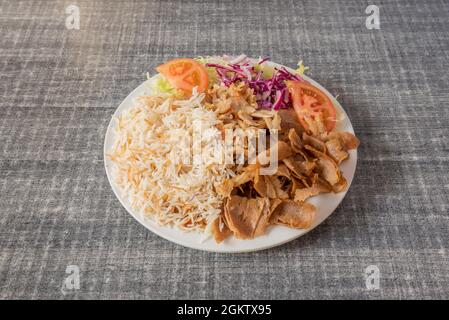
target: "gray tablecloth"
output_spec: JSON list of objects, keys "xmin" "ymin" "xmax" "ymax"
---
[{"xmin": 1, "ymin": 0, "xmax": 448, "ymax": 300}]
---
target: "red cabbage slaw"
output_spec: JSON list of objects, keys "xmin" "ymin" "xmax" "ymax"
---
[{"xmin": 206, "ymin": 56, "xmax": 304, "ymax": 110}]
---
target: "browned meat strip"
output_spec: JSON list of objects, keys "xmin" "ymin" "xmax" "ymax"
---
[
  {"xmin": 294, "ymin": 186, "xmax": 321, "ymax": 202},
  {"xmin": 326, "ymin": 131, "xmax": 360, "ymax": 150},
  {"xmin": 257, "ymin": 140, "xmax": 292, "ymax": 166},
  {"xmin": 303, "ymin": 132, "xmax": 326, "ymax": 153},
  {"xmin": 283, "ymin": 156, "xmax": 316, "ymax": 177},
  {"xmin": 294, "ymin": 178, "xmax": 333, "ymax": 202},
  {"xmin": 271, "ymin": 200, "xmax": 316, "ymax": 229},
  {"xmin": 325, "ymin": 139, "xmax": 349, "ymax": 164},
  {"xmin": 212, "ymin": 216, "xmax": 232, "ymax": 243},
  {"xmin": 332, "ymin": 175, "xmax": 348, "ymax": 193},
  {"xmin": 224, "ymin": 196, "xmax": 272, "ymax": 239},
  {"xmin": 288, "ymin": 128, "xmax": 304, "ymax": 153},
  {"xmin": 304, "ymin": 145, "xmax": 341, "ymax": 185},
  {"xmin": 278, "ymin": 108, "xmax": 304, "ymax": 136}
]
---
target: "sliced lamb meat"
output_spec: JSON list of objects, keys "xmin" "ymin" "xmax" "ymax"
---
[
  {"xmin": 275, "ymin": 163, "xmax": 291, "ymax": 180},
  {"xmin": 282, "ymin": 157, "xmax": 300, "ymax": 176},
  {"xmin": 234, "ymin": 170, "xmax": 256, "ymax": 186},
  {"xmin": 325, "ymin": 131, "xmax": 360, "ymax": 150},
  {"xmin": 215, "ymin": 179, "xmax": 234, "ymax": 197},
  {"xmin": 290, "ymin": 177, "xmax": 304, "ymax": 197},
  {"xmin": 294, "ymin": 178, "xmax": 332, "ymax": 202},
  {"xmin": 332, "ymin": 175, "xmax": 348, "ymax": 193},
  {"xmin": 237, "ymin": 119, "xmax": 249, "ymax": 130},
  {"xmin": 317, "ymin": 157, "xmax": 340, "ymax": 185},
  {"xmin": 269, "ymin": 198, "xmax": 283, "ymax": 213},
  {"xmin": 304, "ymin": 145, "xmax": 341, "ymax": 185},
  {"xmin": 298, "ymin": 161, "xmax": 316, "ymax": 176},
  {"xmin": 224, "ymin": 196, "xmax": 253, "ymax": 239},
  {"xmin": 309, "ymin": 172, "xmax": 318, "ymax": 186},
  {"xmin": 212, "ymin": 216, "xmax": 232, "ymax": 243},
  {"xmin": 264, "ymin": 177, "xmax": 277, "ymax": 199},
  {"xmin": 325, "ymin": 139, "xmax": 349, "ymax": 164},
  {"xmin": 253, "ymin": 174, "xmax": 289, "ymax": 199},
  {"xmin": 288, "ymin": 128, "xmax": 304, "ymax": 153},
  {"xmin": 253, "ymin": 176, "xmax": 268, "ymax": 197},
  {"xmin": 215, "ymin": 99, "xmax": 232, "ymax": 114},
  {"xmin": 271, "ymin": 113, "xmax": 281, "ymax": 130},
  {"xmin": 296, "ymin": 148, "xmax": 310, "ymax": 162},
  {"xmin": 294, "ymin": 186, "xmax": 321, "ymax": 202},
  {"xmin": 251, "ymin": 109, "xmax": 276, "ymax": 118},
  {"xmin": 224, "ymin": 196, "xmax": 272, "ymax": 239},
  {"xmin": 237, "ymin": 110, "xmax": 262, "ymax": 127},
  {"xmin": 316, "ymin": 176, "xmax": 333, "ymax": 193},
  {"xmin": 252, "ymin": 199, "xmax": 273, "ymax": 237},
  {"xmin": 253, "ymin": 173, "xmax": 267, "ymax": 197},
  {"xmin": 257, "ymin": 141, "xmax": 292, "ymax": 166},
  {"xmin": 271, "ymin": 200, "xmax": 316, "ymax": 229},
  {"xmin": 263, "ymin": 113, "xmax": 282, "ymax": 130},
  {"xmin": 276, "ymin": 141, "xmax": 293, "ymax": 160},
  {"xmin": 283, "ymin": 156, "xmax": 316, "ymax": 177},
  {"xmin": 302, "ymin": 132, "xmax": 326, "ymax": 153},
  {"xmin": 303, "ymin": 113, "xmax": 327, "ymax": 136},
  {"xmin": 278, "ymin": 108, "xmax": 304, "ymax": 136},
  {"xmin": 230, "ymin": 96, "xmax": 256, "ymax": 115},
  {"xmin": 265, "ymin": 176, "xmax": 289, "ymax": 199}
]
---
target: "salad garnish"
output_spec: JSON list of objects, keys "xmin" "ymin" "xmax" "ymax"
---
[{"xmin": 206, "ymin": 56, "xmax": 303, "ymax": 111}]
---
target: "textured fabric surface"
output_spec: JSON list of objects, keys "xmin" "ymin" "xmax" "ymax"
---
[{"xmin": 1, "ymin": 0, "xmax": 449, "ymax": 299}]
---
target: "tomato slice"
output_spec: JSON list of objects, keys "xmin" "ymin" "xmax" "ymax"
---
[
  {"xmin": 286, "ymin": 80, "xmax": 336, "ymax": 133},
  {"xmin": 156, "ymin": 58, "xmax": 209, "ymax": 96}
]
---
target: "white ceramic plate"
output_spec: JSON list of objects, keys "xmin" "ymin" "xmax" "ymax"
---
[{"xmin": 104, "ymin": 60, "xmax": 357, "ymax": 253}]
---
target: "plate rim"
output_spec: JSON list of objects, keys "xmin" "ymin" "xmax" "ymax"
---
[{"xmin": 104, "ymin": 59, "xmax": 358, "ymax": 253}]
